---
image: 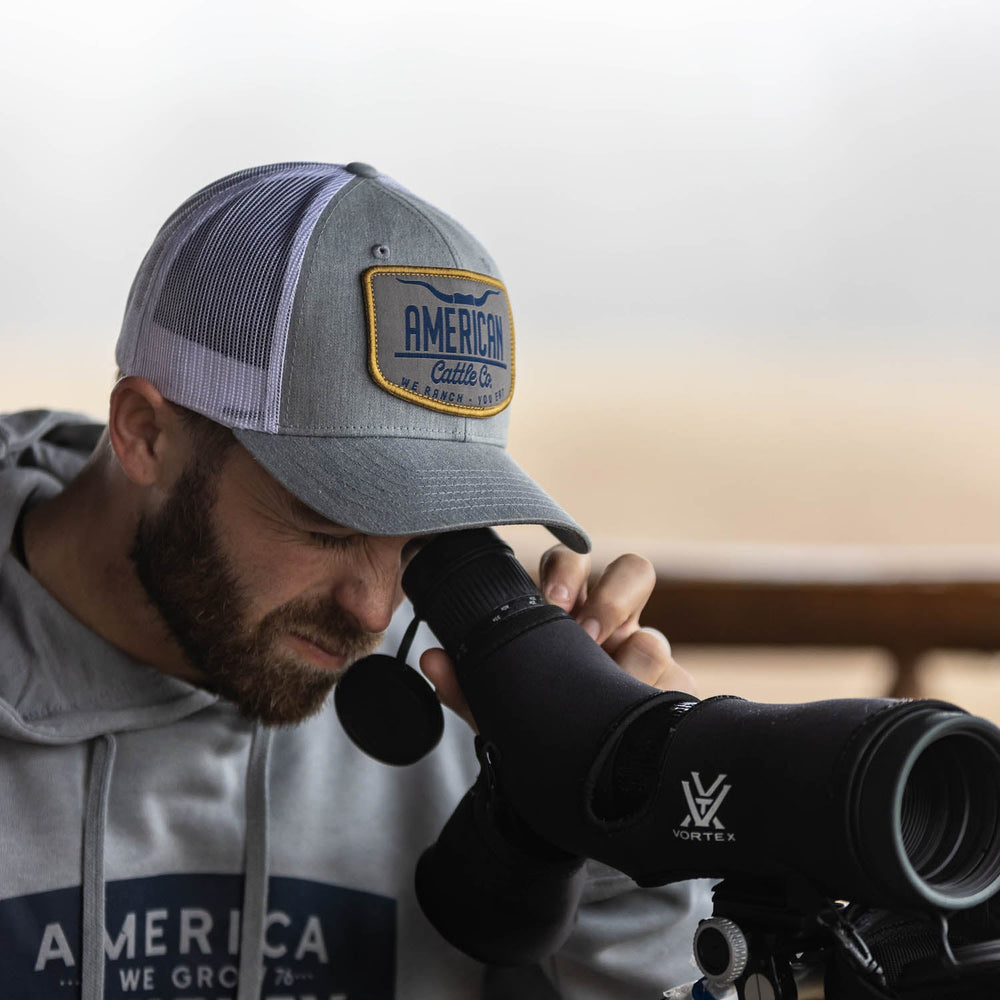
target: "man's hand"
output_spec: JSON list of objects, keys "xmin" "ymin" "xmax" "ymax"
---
[{"xmin": 419, "ymin": 543, "xmax": 698, "ymax": 729}]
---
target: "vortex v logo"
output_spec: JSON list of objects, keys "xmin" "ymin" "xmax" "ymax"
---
[{"xmin": 680, "ymin": 772, "xmax": 731, "ymax": 830}]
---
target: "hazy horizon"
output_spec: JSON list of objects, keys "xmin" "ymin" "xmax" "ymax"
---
[
  {"xmin": 5, "ymin": 2, "xmax": 1000, "ymax": 375},
  {"xmin": 5, "ymin": 1, "xmax": 1000, "ymax": 556}
]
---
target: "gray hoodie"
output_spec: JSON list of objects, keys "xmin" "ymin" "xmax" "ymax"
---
[{"xmin": 0, "ymin": 410, "xmax": 708, "ymax": 1000}]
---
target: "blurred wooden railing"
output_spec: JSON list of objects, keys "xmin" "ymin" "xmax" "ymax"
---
[{"xmin": 593, "ymin": 543, "xmax": 1000, "ymax": 699}]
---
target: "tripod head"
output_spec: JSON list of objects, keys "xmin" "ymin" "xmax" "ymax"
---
[{"xmin": 668, "ymin": 876, "xmax": 1000, "ymax": 999}]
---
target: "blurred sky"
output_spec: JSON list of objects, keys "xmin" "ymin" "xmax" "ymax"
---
[{"xmin": 3, "ymin": 0, "xmax": 1000, "ymax": 416}]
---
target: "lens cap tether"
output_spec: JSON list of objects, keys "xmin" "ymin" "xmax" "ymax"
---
[{"xmin": 335, "ymin": 617, "xmax": 444, "ymax": 766}]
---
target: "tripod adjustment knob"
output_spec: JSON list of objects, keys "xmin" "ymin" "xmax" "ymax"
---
[{"xmin": 694, "ymin": 917, "xmax": 749, "ymax": 989}]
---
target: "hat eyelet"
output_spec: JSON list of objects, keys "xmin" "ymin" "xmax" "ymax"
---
[{"xmin": 372, "ymin": 244, "xmax": 391, "ymax": 260}]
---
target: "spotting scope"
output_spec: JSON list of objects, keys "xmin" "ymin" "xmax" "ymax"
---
[{"xmin": 400, "ymin": 528, "xmax": 1000, "ymax": 994}]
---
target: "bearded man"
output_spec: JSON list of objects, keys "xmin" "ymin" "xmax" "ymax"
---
[{"xmin": 0, "ymin": 161, "xmax": 706, "ymax": 1000}]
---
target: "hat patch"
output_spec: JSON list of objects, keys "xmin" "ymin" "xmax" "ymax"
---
[{"xmin": 363, "ymin": 266, "xmax": 514, "ymax": 417}]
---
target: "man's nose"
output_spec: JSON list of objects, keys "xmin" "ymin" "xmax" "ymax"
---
[
  {"xmin": 333, "ymin": 580, "xmax": 396, "ymax": 633},
  {"xmin": 329, "ymin": 540, "xmax": 408, "ymax": 633}
]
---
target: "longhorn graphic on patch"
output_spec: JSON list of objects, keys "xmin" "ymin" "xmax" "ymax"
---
[{"xmin": 396, "ymin": 278, "xmax": 500, "ymax": 307}]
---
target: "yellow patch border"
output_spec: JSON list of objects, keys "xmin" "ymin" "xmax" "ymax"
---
[{"xmin": 362, "ymin": 265, "xmax": 516, "ymax": 418}]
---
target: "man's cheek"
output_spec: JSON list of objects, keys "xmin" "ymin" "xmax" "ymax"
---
[{"xmin": 229, "ymin": 543, "xmax": 322, "ymax": 608}]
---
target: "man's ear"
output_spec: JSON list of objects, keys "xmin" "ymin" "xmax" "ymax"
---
[{"xmin": 107, "ymin": 377, "xmax": 186, "ymax": 488}]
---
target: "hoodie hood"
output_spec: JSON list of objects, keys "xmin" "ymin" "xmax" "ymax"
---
[{"xmin": 0, "ymin": 410, "xmax": 218, "ymax": 745}]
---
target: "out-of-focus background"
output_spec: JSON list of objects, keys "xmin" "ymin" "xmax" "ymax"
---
[{"xmin": 4, "ymin": 1, "xmax": 1000, "ymax": 715}]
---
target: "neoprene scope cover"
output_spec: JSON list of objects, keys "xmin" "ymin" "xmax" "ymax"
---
[{"xmin": 402, "ymin": 528, "xmax": 1000, "ymax": 959}]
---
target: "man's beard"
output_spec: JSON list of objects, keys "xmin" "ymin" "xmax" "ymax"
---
[{"xmin": 128, "ymin": 459, "xmax": 384, "ymax": 726}]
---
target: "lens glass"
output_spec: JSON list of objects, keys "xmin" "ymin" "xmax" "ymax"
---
[{"xmin": 900, "ymin": 734, "xmax": 1000, "ymax": 898}]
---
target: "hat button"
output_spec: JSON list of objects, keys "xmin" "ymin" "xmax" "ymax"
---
[{"xmin": 345, "ymin": 162, "xmax": 379, "ymax": 178}]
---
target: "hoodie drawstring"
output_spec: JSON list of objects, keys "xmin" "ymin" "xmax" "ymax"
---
[
  {"xmin": 78, "ymin": 724, "xmax": 271, "ymax": 999},
  {"xmin": 81, "ymin": 733, "xmax": 117, "ymax": 1000},
  {"xmin": 237, "ymin": 723, "xmax": 273, "ymax": 1000}
]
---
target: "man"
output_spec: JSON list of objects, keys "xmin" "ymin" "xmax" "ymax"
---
[{"xmin": 0, "ymin": 162, "xmax": 707, "ymax": 999}]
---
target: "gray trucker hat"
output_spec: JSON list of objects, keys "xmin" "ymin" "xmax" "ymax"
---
[{"xmin": 116, "ymin": 161, "xmax": 589, "ymax": 552}]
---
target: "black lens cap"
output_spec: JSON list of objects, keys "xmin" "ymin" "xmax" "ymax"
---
[{"xmin": 334, "ymin": 654, "xmax": 445, "ymax": 766}]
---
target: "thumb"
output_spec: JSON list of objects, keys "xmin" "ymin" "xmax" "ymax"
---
[{"xmin": 419, "ymin": 647, "xmax": 478, "ymax": 731}]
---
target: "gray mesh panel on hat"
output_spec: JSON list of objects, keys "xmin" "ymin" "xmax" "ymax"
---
[{"xmin": 118, "ymin": 163, "xmax": 354, "ymax": 432}]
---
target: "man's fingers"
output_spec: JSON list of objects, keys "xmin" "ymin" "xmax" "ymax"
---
[
  {"xmin": 539, "ymin": 544, "xmax": 590, "ymax": 612},
  {"xmin": 419, "ymin": 647, "xmax": 477, "ymax": 731},
  {"xmin": 612, "ymin": 627, "xmax": 699, "ymax": 695},
  {"xmin": 574, "ymin": 553, "xmax": 656, "ymax": 652}
]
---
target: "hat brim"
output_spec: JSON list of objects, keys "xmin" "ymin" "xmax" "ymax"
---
[{"xmin": 233, "ymin": 429, "xmax": 591, "ymax": 554}]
